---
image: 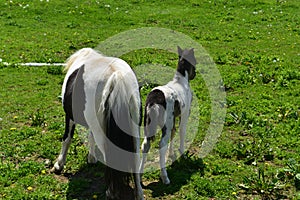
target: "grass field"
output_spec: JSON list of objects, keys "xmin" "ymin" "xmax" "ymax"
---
[{"xmin": 0, "ymin": 0, "xmax": 299, "ymax": 199}]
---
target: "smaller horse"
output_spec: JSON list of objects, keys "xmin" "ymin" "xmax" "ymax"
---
[
  {"xmin": 139, "ymin": 46, "xmax": 196, "ymax": 185},
  {"xmin": 51, "ymin": 48, "xmax": 144, "ymax": 200}
]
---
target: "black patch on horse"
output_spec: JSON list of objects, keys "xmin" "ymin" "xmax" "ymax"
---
[
  {"xmin": 144, "ymin": 89, "xmax": 166, "ymax": 126},
  {"xmin": 72, "ymin": 64, "xmax": 88, "ymax": 127},
  {"xmin": 63, "ymin": 64, "xmax": 88, "ymax": 127},
  {"xmin": 63, "ymin": 68, "xmax": 79, "ymax": 121},
  {"xmin": 145, "ymin": 89, "xmax": 166, "ymax": 109},
  {"xmin": 174, "ymin": 100, "xmax": 181, "ymax": 117},
  {"xmin": 62, "ymin": 116, "xmax": 75, "ymax": 141}
]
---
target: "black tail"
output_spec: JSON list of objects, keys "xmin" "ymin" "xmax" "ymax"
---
[
  {"xmin": 104, "ymin": 101, "xmax": 135, "ymax": 200},
  {"xmin": 100, "ymin": 70, "xmax": 140, "ymax": 199}
]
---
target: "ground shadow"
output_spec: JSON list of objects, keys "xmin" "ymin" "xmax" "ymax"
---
[
  {"xmin": 143, "ymin": 152, "xmax": 205, "ymax": 198},
  {"xmin": 65, "ymin": 162, "xmax": 136, "ymax": 200},
  {"xmin": 66, "ymin": 162, "xmax": 106, "ymax": 200},
  {"xmin": 65, "ymin": 153, "xmax": 204, "ymax": 199}
]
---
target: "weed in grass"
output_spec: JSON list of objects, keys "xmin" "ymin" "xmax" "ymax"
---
[
  {"xmin": 281, "ymin": 159, "xmax": 300, "ymax": 190},
  {"xmin": 30, "ymin": 110, "xmax": 46, "ymax": 127},
  {"xmin": 234, "ymin": 128, "xmax": 276, "ymax": 166},
  {"xmin": 239, "ymin": 163, "xmax": 287, "ymax": 199}
]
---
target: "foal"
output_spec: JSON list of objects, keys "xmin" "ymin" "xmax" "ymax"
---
[
  {"xmin": 51, "ymin": 48, "xmax": 143, "ymax": 200},
  {"xmin": 139, "ymin": 46, "xmax": 196, "ymax": 184}
]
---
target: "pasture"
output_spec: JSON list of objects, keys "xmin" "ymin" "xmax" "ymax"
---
[{"xmin": 0, "ymin": 0, "xmax": 299, "ymax": 199}]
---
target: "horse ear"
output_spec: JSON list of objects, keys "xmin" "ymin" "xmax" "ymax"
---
[
  {"xmin": 177, "ymin": 46, "xmax": 183, "ymax": 56},
  {"xmin": 188, "ymin": 48, "xmax": 197, "ymax": 65}
]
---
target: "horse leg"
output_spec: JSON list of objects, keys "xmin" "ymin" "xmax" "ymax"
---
[
  {"xmin": 88, "ymin": 131, "xmax": 97, "ymax": 164},
  {"xmin": 139, "ymin": 107, "xmax": 158, "ymax": 184},
  {"xmin": 134, "ymin": 168, "xmax": 144, "ymax": 200},
  {"xmin": 51, "ymin": 116, "xmax": 75, "ymax": 173},
  {"xmin": 139, "ymin": 136, "xmax": 151, "ymax": 175},
  {"xmin": 159, "ymin": 124, "xmax": 172, "ymax": 185},
  {"xmin": 168, "ymin": 117, "xmax": 177, "ymax": 162},
  {"xmin": 178, "ymin": 113, "xmax": 188, "ymax": 156},
  {"xmin": 139, "ymin": 127, "xmax": 151, "ymax": 185}
]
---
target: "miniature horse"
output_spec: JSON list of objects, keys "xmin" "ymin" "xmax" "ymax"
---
[
  {"xmin": 139, "ymin": 46, "xmax": 196, "ymax": 185},
  {"xmin": 51, "ymin": 48, "xmax": 144, "ymax": 200}
]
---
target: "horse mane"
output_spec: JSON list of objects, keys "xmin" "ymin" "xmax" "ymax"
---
[{"xmin": 64, "ymin": 48, "xmax": 103, "ymax": 72}]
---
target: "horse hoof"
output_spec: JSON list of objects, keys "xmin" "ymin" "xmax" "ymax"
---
[
  {"xmin": 50, "ymin": 167, "xmax": 62, "ymax": 174},
  {"xmin": 50, "ymin": 162, "xmax": 63, "ymax": 174},
  {"xmin": 161, "ymin": 176, "xmax": 170, "ymax": 185}
]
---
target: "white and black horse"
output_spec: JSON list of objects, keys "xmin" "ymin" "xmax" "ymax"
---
[
  {"xmin": 139, "ymin": 46, "xmax": 196, "ymax": 185},
  {"xmin": 51, "ymin": 48, "xmax": 144, "ymax": 200}
]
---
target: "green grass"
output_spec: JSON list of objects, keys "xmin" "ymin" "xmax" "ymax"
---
[{"xmin": 1, "ymin": 0, "xmax": 300, "ymax": 199}]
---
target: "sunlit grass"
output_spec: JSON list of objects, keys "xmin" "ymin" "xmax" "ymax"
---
[{"xmin": 0, "ymin": 0, "xmax": 299, "ymax": 199}]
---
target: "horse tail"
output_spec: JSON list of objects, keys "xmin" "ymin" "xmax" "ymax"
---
[
  {"xmin": 101, "ymin": 69, "xmax": 140, "ymax": 199},
  {"xmin": 144, "ymin": 89, "xmax": 167, "ymax": 141},
  {"xmin": 144, "ymin": 104, "xmax": 159, "ymax": 141}
]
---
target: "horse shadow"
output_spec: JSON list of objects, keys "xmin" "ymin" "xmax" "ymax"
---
[
  {"xmin": 66, "ymin": 162, "xmax": 107, "ymax": 200},
  {"xmin": 143, "ymin": 152, "xmax": 206, "ymax": 198},
  {"xmin": 65, "ymin": 153, "xmax": 205, "ymax": 199}
]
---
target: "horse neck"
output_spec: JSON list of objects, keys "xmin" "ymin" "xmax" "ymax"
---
[{"xmin": 173, "ymin": 71, "xmax": 190, "ymax": 87}]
